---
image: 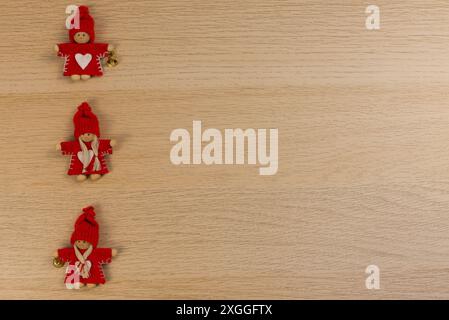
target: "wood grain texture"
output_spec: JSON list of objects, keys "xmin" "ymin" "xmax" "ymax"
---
[{"xmin": 1, "ymin": 0, "xmax": 449, "ymax": 299}]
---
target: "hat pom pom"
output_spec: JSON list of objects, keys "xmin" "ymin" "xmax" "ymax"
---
[
  {"xmin": 78, "ymin": 102, "xmax": 92, "ymax": 114},
  {"xmin": 78, "ymin": 5, "xmax": 90, "ymax": 16},
  {"xmin": 82, "ymin": 206, "xmax": 96, "ymax": 217}
]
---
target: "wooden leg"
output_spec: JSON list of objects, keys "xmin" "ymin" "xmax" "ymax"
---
[
  {"xmin": 76, "ymin": 174, "xmax": 87, "ymax": 182},
  {"xmin": 81, "ymin": 75, "xmax": 91, "ymax": 80},
  {"xmin": 71, "ymin": 75, "xmax": 81, "ymax": 81},
  {"xmin": 90, "ymin": 174, "xmax": 102, "ymax": 181}
]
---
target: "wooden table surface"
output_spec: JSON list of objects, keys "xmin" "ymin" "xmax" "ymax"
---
[{"xmin": 2, "ymin": 0, "xmax": 449, "ymax": 299}]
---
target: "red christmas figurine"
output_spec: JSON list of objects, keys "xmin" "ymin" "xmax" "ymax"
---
[
  {"xmin": 57, "ymin": 102, "xmax": 116, "ymax": 182},
  {"xmin": 53, "ymin": 206, "xmax": 117, "ymax": 289},
  {"xmin": 54, "ymin": 5, "xmax": 116, "ymax": 81}
]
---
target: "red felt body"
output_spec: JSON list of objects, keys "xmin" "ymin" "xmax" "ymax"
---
[
  {"xmin": 58, "ymin": 247, "xmax": 112, "ymax": 284},
  {"xmin": 60, "ymin": 139, "xmax": 112, "ymax": 175},
  {"xmin": 58, "ymin": 43, "xmax": 108, "ymax": 76}
]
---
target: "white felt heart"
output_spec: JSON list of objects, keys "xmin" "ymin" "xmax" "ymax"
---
[
  {"xmin": 75, "ymin": 53, "xmax": 92, "ymax": 70},
  {"xmin": 77, "ymin": 150, "xmax": 94, "ymax": 167}
]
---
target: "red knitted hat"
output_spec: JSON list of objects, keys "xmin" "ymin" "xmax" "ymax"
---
[
  {"xmin": 69, "ymin": 5, "xmax": 95, "ymax": 43},
  {"xmin": 71, "ymin": 206, "xmax": 99, "ymax": 248},
  {"xmin": 73, "ymin": 102, "xmax": 100, "ymax": 138}
]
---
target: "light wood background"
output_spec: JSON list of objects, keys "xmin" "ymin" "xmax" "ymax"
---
[{"xmin": 1, "ymin": 0, "xmax": 449, "ymax": 299}]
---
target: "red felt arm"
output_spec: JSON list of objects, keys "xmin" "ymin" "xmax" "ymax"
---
[
  {"xmin": 96, "ymin": 248, "xmax": 112, "ymax": 264},
  {"xmin": 95, "ymin": 43, "xmax": 109, "ymax": 57},
  {"xmin": 99, "ymin": 139, "xmax": 113, "ymax": 155},
  {"xmin": 57, "ymin": 248, "xmax": 72, "ymax": 262},
  {"xmin": 60, "ymin": 141, "xmax": 77, "ymax": 155},
  {"xmin": 57, "ymin": 43, "xmax": 71, "ymax": 56}
]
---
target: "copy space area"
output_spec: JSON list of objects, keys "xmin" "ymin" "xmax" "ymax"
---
[{"xmin": 0, "ymin": 0, "xmax": 448, "ymax": 299}]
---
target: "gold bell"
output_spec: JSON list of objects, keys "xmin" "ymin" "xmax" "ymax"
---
[
  {"xmin": 106, "ymin": 50, "xmax": 118, "ymax": 67},
  {"xmin": 52, "ymin": 256, "xmax": 65, "ymax": 268}
]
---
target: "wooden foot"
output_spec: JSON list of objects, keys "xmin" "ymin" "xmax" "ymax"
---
[
  {"xmin": 71, "ymin": 75, "xmax": 81, "ymax": 81},
  {"xmin": 76, "ymin": 175, "xmax": 87, "ymax": 182},
  {"xmin": 90, "ymin": 174, "xmax": 102, "ymax": 181}
]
